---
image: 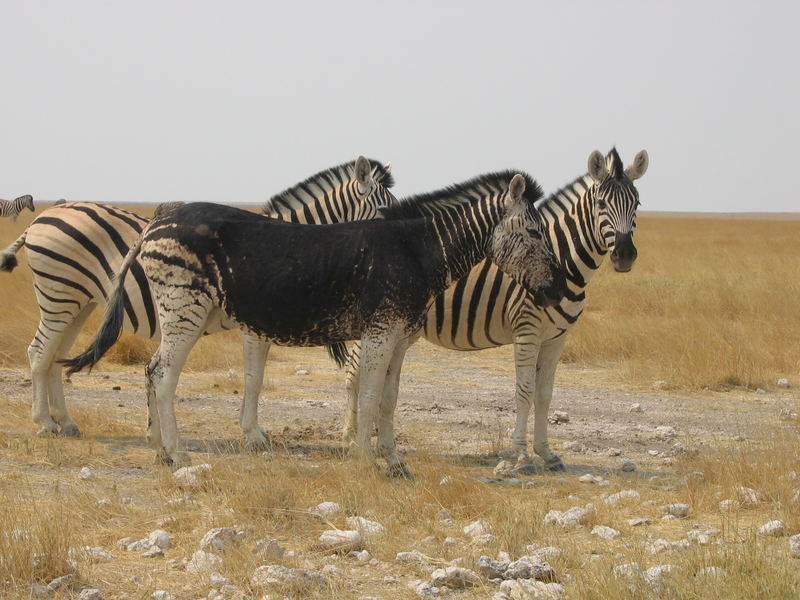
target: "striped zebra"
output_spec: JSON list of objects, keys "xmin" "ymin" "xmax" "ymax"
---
[
  {"xmin": 342, "ymin": 148, "xmax": 649, "ymax": 471},
  {"xmin": 1, "ymin": 195, "xmax": 34, "ymax": 220},
  {"xmin": 0, "ymin": 157, "xmax": 396, "ymax": 444}
]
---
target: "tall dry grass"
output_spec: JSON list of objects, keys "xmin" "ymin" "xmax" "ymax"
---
[{"xmin": 1, "ymin": 208, "xmax": 798, "ymax": 390}]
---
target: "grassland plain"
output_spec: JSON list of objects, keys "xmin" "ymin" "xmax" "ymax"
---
[{"xmin": 0, "ymin": 205, "xmax": 799, "ymax": 599}]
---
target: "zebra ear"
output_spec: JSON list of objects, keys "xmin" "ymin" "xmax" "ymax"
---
[
  {"xmin": 588, "ymin": 151, "xmax": 607, "ymax": 183},
  {"xmin": 508, "ymin": 174, "xmax": 526, "ymax": 205},
  {"xmin": 355, "ymin": 156, "xmax": 372, "ymax": 186},
  {"xmin": 625, "ymin": 150, "xmax": 649, "ymax": 181},
  {"xmin": 383, "ymin": 161, "xmax": 392, "ymax": 173}
]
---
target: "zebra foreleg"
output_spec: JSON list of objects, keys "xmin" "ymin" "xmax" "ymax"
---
[
  {"xmin": 511, "ymin": 336, "xmax": 540, "ymax": 461},
  {"xmin": 531, "ymin": 337, "xmax": 567, "ymax": 471},
  {"xmin": 240, "ymin": 333, "xmax": 271, "ymax": 451},
  {"xmin": 376, "ymin": 338, "xmax": 412, "ymax": 477},
  {"xmin": 342, "ymin": 342, "xmax": 362, "ymax": 445}
]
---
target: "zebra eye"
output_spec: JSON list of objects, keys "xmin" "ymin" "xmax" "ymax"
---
[
  {"xmin": 597, "ymin": 200, "xmax": 607, "ymax": 210},
  {"xmin": 526, "ymin": 227, "xmax": 542, "ymax": 239}
]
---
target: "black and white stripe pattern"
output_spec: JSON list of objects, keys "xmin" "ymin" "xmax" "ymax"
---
[
  {"xmin": 0, "ymin": 158, "xmax": 395, "ymax": 441},
  {"xmin": 343, "ymin": 149, "xmax": 649, "ymax": 470},
  {"xmin": 0, "ymin": 195, "xmax": 34, "ymax": 220}
]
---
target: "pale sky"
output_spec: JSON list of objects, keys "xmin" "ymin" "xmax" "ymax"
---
[{"xmin": 2, "ymin": 1, "xmax": 798, "ymax": 212}]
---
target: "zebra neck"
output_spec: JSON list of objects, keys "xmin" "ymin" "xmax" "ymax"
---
[
  {"xmin": 545, "ymin": 175, "xmax": 608, "ymax": 290},
  {"xmin": 430, "ymin": 198, "xmax": 501, "ymax": 289}
]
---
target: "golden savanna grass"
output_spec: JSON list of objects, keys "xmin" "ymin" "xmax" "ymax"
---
[{"xmin": 0, "ymin": 206, "xmax": 799, "ymax": 599}]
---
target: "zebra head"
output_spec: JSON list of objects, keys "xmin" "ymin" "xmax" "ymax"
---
[
  {"xmin": 488, "ymin": 174, "xmax": 568, "ymax": 307},
  {"xmin": 352, "ymin": 155, "xmax": 397, "ymax": 220},
  {"xmin": 18, "ymin": 195, "xmax": 35, "ymax": 213},
  {"xmin": 587, "ymin": 148, "xmax": 649, "ymax": 272}
]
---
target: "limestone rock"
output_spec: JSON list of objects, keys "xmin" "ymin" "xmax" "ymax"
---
[
  {"xmin": 604, "ymin": 490, "xmax": 640, "ymax": 505},
  {"xmin": 172, "ymin": 463, "xmax": 212, "ymax": 488},
  {"xmin": 78, "ymin": 467, "xmax": 96, "ymax": 481},
  {"xmin": 661, "ymin": 503, "xmax": 691, "ymax": 518},
  {"xmin": 591, "ymin": 525, "xmax": 620, "ymax": 540},
  {"xmin": 199, "ymin": 527, "xmax": 245, "ymax": 552},
  {"xmin": 503, "ymin": 556, "xmax": 556, "ymax": 581},
  {"xmin": 463, "ymin": 519, "xmax": 491, "ymax": 538},
  {"xmin": 186, "ymin": 550, "xmax": 223, "ymax": 574},
  {"xmin": 789, "ymin": 534, "xmax": 800, "ymax": 558},
  {"xmin": 69, "ymin": 546, "xmax": 113, "ymax": 564},
  {"xmin": 79, "ymin": 589, "xmax": 104, "ymax": 600},
  {"xmin": 430, "ymin": 566, "xmax": 480, "ymax": 589},
  {"xmin": 497, "ymin": 579, "xmax": 565, "ymax": 599},
  {"xmin": 253, "ymin": 538, "xmax": 285, "ymax": 561},
  {"xmin": 548, "ymin": 411, "xmax": 570, "ymax": 424},
  {"xmin": 344, "ymin": 516, "xmax": 386, "ymax": 539},
  {"xmin": 494, "ymin": 460, "xmax": 516, "ymax": 477},
  {"xmin": 318, "ymin": 529, "xmax": 362, "ymax": 552},
  {"xmin": 314, "ymin": 501, "xmax": 342, "ymax": 519},
  {"xmin": 147, "ymin": 529, "xmax": 170, "ymax": 549},
  {"xmin": 475, "ymin": 555, "xmax": 510, "ymax": 579},
  {"xmin": 543, "ymin": 506, "xmax": 591, "ymax": 528},
  {"xmin": 250, "ymin": 564, "xmax": 325, "ymax": 589},
  {"xmin": 758, "ymin": 520, "xmax": 786, "ymax": 537}
]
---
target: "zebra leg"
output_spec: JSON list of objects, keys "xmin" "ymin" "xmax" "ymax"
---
[
  {"xmin": 47, "ymin": 305, "xmax": 96, "ymax": 436},
  {"xmin": 29, "ymin": 316, "xmax": 75, "ymax": 436},
  {"xmin": 240, "ymin": 333, "xmax": 271, "ymax": 451},
  {"xmin": 145, "ymin": 353, "xmax": 162, "ymax": 448},
  {"xmin": 532, "ymin": 337, "xmax": 567, "ymax": 471},
  {"xmin": 510, "ymin": 335, "xmax": 541, "ymax": 460},
  {"xmin": 352, "ymin": 333, "xmax": 399, "ymax": 465},
  {"xmin": 342, "ymin": 341, "xmax": 362, "ymax": 445},
  {"xmin": 376, "ymin": 338, "xmax": 412, "ymax": 477}
]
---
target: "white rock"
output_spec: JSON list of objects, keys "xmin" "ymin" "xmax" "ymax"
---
[
  {"xmin": 408, "ymin": 579, "xmax": 439, "ymax": 598},
  {"xmin": 314, "ymin": 501, "xmax": 342, "ymax": 519},
  {"xmin": 604, "ymin": 490, "xmax": 640, "ymax": 505},
  {"xmin": 790, "ymin": 534, "xmax": 800, "ymax": 558},
  {"xmin": 578, "ymin": 474, "xmax": 605, "ymax": 485},
  {"xmin": 443, "ymin": 536, "xmax": 459, "ymax": 546},
  {"xmin": 463, "ymin": 519, "xmax": 491, "ymax": 538},
  {"xmin": 661, "ymin": 503, "xmax": 691, "ymax": 518},
  {"xmin": 475, "ymin": 555, "xmax": 510, "ymax": 579},
  {"xmin": 504, "ymin": 557, "xmax": 556, "ymax": 581},
  {"xmin": 79, "ymin": 467, "xmax": 97, "ymax": 480},
  {"xmin": 295, "ymin": 369, "xmax": 309, "ymax": 376},
  {"xmin": 430, "ymin": 566, "xmax": 480, "ymax": 589},
  {"xmin": 543, "ymin": 506, "xmax": 591, "ymax": 528},
  {"xmin": 627, "ymin": 517, "xmax": 651, "ymax": 527},
  {"xmin": 648, "ymin": 538, "xmax": 690, "ymax": 554},
  {"xmin": 607, "ymin": 447, "xmax": 621, "ymax": 456},
  {"xmin": 46, "ymin": 575, "xmax": 73, "ymax": 591},
  {"xmin": 126, "ymin": 539, "xmax": 150, "ymax": 552},
  {"xmin": 173, "ymin": 464, "xmax": 212, "ymax": 488},
  {"xmin": 719, "ymin": 498, "xmax": 739, "ymax": 511},
  {"xmin": 199, "ymin": 527, "xmax": 244, "ymax": 552},
  {"xmin": 147, "ymin": 529, "xmax": 170, "ymax": 549},
  {"xmin": 648, "ymin": 450, "xmax": 660, "ymax": 456},
  {"xmin": 209, "ymin": 572, "xmax": 229, "ymax": 588},
  {"xmin": 562, "ymin": 441, "xmax": 584, "ymax": 452},
  {"xmin": 777, "ymin": 378, "xmax": 791, "ymax": 388},
  {"xmin": 70, "ymin": 546, "xmax": 113, "ymax": 564},
  {"xmin": 251, "ymin": 564, "xmax": 326, "ymax": 588},
  {"xmin": 737, "ymin": 486, "xmax": 760, "ymax": 505},
  {"xmin": 322, "ymin": 564, "xmax": 343, "ymax": 577},
  {"xmin": 470, "ymin": 533, "xmax": 497, "ymax": 546},
  {"xmin": 498, "ymin": 579, "xmax": 565, "ymax": 599},
  {"xmin": 548, "ymin": 411, "xmax": 570, "ymax": 424},
  {"xmin": 529, "ymin": 546, "xmax": 563, "ymax": 561},
  {"xmin": 613, "ymin": 562, "xmax": 642, "ymax": 578},
  {"xmin": 644, "ymin": 564, "xmax": 678, "ymax": 587},
  {"xmin": 687, "ymin": 528, "xmax": 721, "ymax": 545},
  {"xmin": 318, "ymin": 529, "xmax": 362, "ymax": 552},
  {"xmin": 494, "ymin": 460, "xmax": 516, "ymax": 477},
  {"xmin": 253, "ymin": 538, "xmax": 285, "ymax": 561},
  {"xmin": 654, "ymin": 426, "xmax": 677, "ymax": 439},
  {"xmin": 591, "ymin": 525, "xmax": 620, "ymax": 540},
  {"xmin": 396, "ymin": 550, "xmax": 434, "ymax": 565},
  {"xmin": 352, "ymin": 549, "xmax": 371, "ymax": 562},
  {"xmin": 629, "ymin": 403, "xmax": 643, "ymax": 413},
  {"xmin": 758, "ymin": 520, "xmax": 786, "ymax": 537},
  {"xmin": 151, "ymin": 592, "xmax": 175, "ymax": 600},
  {"xmin": 186, "ymin": 550, "xmax": 223, "ymax": 574},
  {"xmin": 142, "ymin": 545, "xmax": 164, "ymax": 558},
  {"xmin": 344, "ymin": 516, "xmax": 386, "ymax": 538},
  {"xmin": 79, "ymin": 589, "xmax": 104, "ymax": 600}
]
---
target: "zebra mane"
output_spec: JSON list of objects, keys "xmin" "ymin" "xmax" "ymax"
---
[
  {"xmin": 262, "ymin": 158, "xmax": 394, "ymax": 215},
  {"xmin": 380, "ymin": 171, "xmax": 543, "ymax": 221},
  {"xmin": 606, "ymin": 147, "xmax": 625, "ymax": 180},
  {"xmin": 537, "ymin": 148, "xmax": 625, "ymax": 211}
]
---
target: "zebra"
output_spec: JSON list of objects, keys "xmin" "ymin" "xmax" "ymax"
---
[
  {"xmin": 63, "ymin": 172, "xmax": 567, "ymax": 471},
  {"xmin": 1, "ymin": 195, "xmax": 35, "ymax": 220},
  {"xmin": 342, "ymin": 148, "xmax": 649, "ymax": 471},
  {"xmin": 0, "ymin": 157, "xmax": 396, "ymax": 445}
]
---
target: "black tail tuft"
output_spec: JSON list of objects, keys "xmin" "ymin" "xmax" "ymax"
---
[
  {"xmin": 0, "ymin": 252, "xmax": 18, "ymax": 272},
  {"xmin": 326, "ymin": 343, "xmax": 350, "ymax": 369}
]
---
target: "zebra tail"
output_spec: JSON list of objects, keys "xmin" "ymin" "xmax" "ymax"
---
[
  {"xmin": 60, "ymin": 232, "xmax": 147, "ymax": 376},
  {"xmin": 0, "ymin": 230, "xmax": 28, "ymax": 272},
  {"xmin": 326, "ymin": 343, "xmax": 349, "ymax": 369}
]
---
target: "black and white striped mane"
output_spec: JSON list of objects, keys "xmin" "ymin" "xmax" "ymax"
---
[
  {"xmin": 380, "ymin": 171, "xmax": 543, "ymax": 220},
  {"xmin": 262, "ymin": 158, "xmax": 394, "ymax": 216}
]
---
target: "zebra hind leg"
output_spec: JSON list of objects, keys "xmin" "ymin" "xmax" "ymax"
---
[
  {"xmin": 29, "ymin": 320, "xmax": 69, "ymax": 436},
  {"xmin": 342, "ymin": 342, "xmax": 362, "ymax": 446}
]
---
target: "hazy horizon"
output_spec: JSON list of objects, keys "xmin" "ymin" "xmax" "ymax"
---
[{"xmin": 2, "ymin": 1, "xmax": 798, "ymax": 213}]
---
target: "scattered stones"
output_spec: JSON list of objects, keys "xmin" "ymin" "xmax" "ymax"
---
[
  {"xmin": 314, "ymin": 501, "xmax": 342, "ymax": 519},
  {"xmin": 79, "ymin": 589, "xmax": 104, "ymax": 600},
  {"xmin": 606, "ymin": 447, "xmax": 621, "ymax": 456},
  {"xmin": 758, "ymin": 520, "xmax": 786, "ymax": 537},
  {"xmin": 626, "ymin": 517, "xmax": 651, "ymax": 527},
  {"xmin": 777, "ymin": 378, "xmax": 791, "ymax": 388},
  {"xmin": 719, "ymin": 498, "xmax": 739, "ymax": 511},
  {"xmin": 494, "ymin": 460, "xmax": 516, "ymax": 477},
  {"xmin": 151, "ymin": 592, "xmax": 175, "ymax": 600},
  {"xmin": 561, "ymin": 441, "xmax": 584, "ymax": 453},
  {"xmin": 142, "ymin": 546, "xmax": 163, "ymax": 558},
  {"xmin": 496, "ymin": 580, "xmax": 565, "ymax": 600},
  {"xmin": 253, "ymin": 537, "xmax": 285, "ymax": 561},
  {"xmin": 209, "ymin": 572, "xmax": 230, "ymax": 588},
  {"xmin": 295, "ymin": 369, "xmax": 310, "ymax": 376},
  {"xmin": 661, "ymin": 503, "xmax": 691, "ymax": 518},
  {"xmin": 644, "ymin": 564, "xmax": 678, "ymax": 588},
  {"xmin": 470, "ymin": 533, "xmax": 497, "ymax": 546},
  {"xmin": 199, "ymin": 527, "xmax": 245, "ymax": 552},
  {"xmin": 620, "ymin": 460, "xmax": 636, "ymax": 472},
  {"xmin": 654, "ymin": 426, "xmax": 677, "ymax": 439},
  {"xmin": 78, "ymin": 466, "xmax": 96, "ymax": 480},
  {"xmin": 116, "ymin": 537, "xmax": 135, "ymax": 550},
  {"xmin": 396, "ymin": 550, "xmax": 435, "ymax": 566},
  {"xmin": 350, "ymin": 549, "xmax": 371, "ymax": 563},
  {"xmin": 527, "ymin": 546, "xmax": 563, "ymax": 561},
  {"xmin": 789, "ymin": 534, "xmax": 800, "ymax": 558},
  {"xmin": 503, "ymin": 556, "xmax": 556, "ymax": 582},
  {"xmin": 463, "ymin": 520, "xmax": 491, "ymax": 538},
  {"xmin": 543, "ymin": 506, "xmax": 592, "ymax": 528},
  {"xmin": 408, "ymin": 579, "xmax": 439, "ymax": 597},
  {"xmin": 737, "ymin": 486, "xmax": 760, "ymax": 505},
  {"xmin": 629, "ymin": 403, "xmax": 643, "ymax": 413},
  {"xmin": 443, "ymin": 536, "xmax": 459, "ymax": 546},
  {"xmin": 647, "ymin": 538, "xmax": 691, "ymax": 554},
  {"xmin": 186, "ymin": 550, "xmax": 223, "ymax": 574},
  {"xmin": 69, "ymin": 546, "xmax": 113, "ymax": 563},
  {"xmin": 147, "ymin": 529, "xmax": 170, "ymax": 549},
  {"xmin": 687, "ymin": 528, "xmax": 721, "ymax": 545},
  {"xmin": 613, "ymin": 562, "xmax": 642, "ymax": 579},
  {"xmin": 779, "ymin": 408, "xmax": 798, "ymax": 420},
  {"xmin": 696, "ymin": 566, "xmax": 726, "ymax": 578},
  {"xmin": 318, "ymin": 529, "xmax": 362, "ymax": 552},
  {"xmin": 548, "ymin": 411, "xmax": 570, "ymax": 424},
  {"xmin": 578, "ymin": 474, "xmax": 606, "ymax": 485},
  {"xmin": 172, "ymin": 463, "xmax": 212, "ymax": 488},
  {"xmin": 591, "ymin": 525, "xmax": 620, "ymax": 540},
  {"xmin": 604, "ymin": 490, "xmax": 640, "ymax": 505},
  {"xmin": 251, "ymin": 565, "xmax": 326, "ymax": 589},
  {"xmin": 430, "ymin": 566, "xmax": 480, "ymax": 589},
  {"xmin": 344, "ymin": 516, "xmax": 386, "ymax": 539},
  {"xmin": 475, "ymin": 555, "xmax": 510, "ymax": 579}
]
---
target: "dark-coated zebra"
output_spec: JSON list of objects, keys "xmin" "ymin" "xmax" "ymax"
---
[
  {"xmin": 342, "ymin": 148, "xmax": 649, "ymax": 471},
  {"xmin": 1, "ymin": 195, "xmax": 35, "ymax": 220},
  {"xmin": 0, "ymin": 157, "xmax": 396, "ymax": 444},
  {"xmin": 63, "ymin": 173, "xmax": 567, "ymax": 471}
]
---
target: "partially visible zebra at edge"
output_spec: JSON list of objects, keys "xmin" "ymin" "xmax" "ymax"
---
[
  {"xmin": 0, "ymin": 157, "xmax": 396, "ymax": 443},
  {"xmin": 1, "ymin": 195, "xmax": 34, "ymax": 220},
  {"xmin": 342, "ymin": 148, "xmax": 649, "ymax": 471}
]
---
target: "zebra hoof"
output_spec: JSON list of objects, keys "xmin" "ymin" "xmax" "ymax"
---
[
  {"xmin": 155, "ymin": 449, "xmax": 190, "ymax": 467},
  {"xmin": 58, "ymin": 424, "xmax": 81, "ymax": 437},
  {"xmin": 386, "ymin": 462, "xmax": 413, "ymax": 479},
  {"xmin": 36, "ymin": 425, "xmax": 58, "ymax": 437},
  {"xmin": 545, "ymin": 457, "xmax": 566, "ymax": 472},
  {"xmin": 244, "ymin": 430, "xmax": 271, "ymax": 452}
]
